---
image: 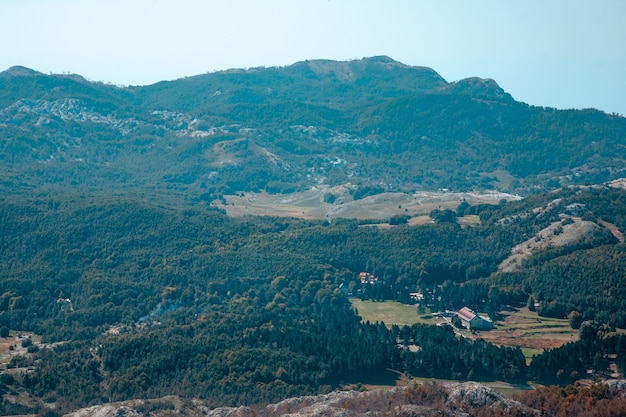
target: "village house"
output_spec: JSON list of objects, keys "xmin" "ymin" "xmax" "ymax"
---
[
  {"xmin": 456, "ymin": 307, "xmax": 494, "ymax": 330},
  {"xmin": 409, "ymin": 292, "xmax": 424, "ymax": 303},
  {"xmin": 358, "ymin": 272, "xmax": 378, "ymax": 284}
]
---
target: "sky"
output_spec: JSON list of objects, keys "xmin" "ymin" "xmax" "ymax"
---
[{"xmin": 1, "ymin": 0, "xmax": 625, "ymax": 115}]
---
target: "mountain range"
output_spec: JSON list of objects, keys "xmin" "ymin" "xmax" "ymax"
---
[{"xmin": 1, "ymin": 56, "xmax": 625, "ymax": 206}]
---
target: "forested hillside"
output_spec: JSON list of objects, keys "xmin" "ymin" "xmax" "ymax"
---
[
  {"xmin": 1, "ymin": 185, "xmax": 625, "ymax": 413},
  {"xmin": 2, "ymin": 57, "xmax": 626, "ymax": 414},
  {"xmin": 1, "ymin": 57, "xmax": 625, "ymax": 201}
]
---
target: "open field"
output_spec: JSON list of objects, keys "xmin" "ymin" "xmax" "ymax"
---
[
  {"xmin": 350, "ymin": 300, "xmax": 578, "ymax": 356},
  {"xmin": 342, "ymin": 366, "xmax": 532, "ymax": 394},
  {"xmin": 350, "ymin": 299, "xmax": 435, "ymax": 327},
  {"xmin": 214, "ymin": 188, "xmax": 521, "ymax": 220},
  {"xmin": 348, "ymin": 300, "xmax": 544, "ymax": 391},
  {"xmin": 473, "ymin": 308, "xmax": 578, "ymax": 351}
]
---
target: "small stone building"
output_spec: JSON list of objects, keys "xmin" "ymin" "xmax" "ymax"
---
[{"xmin": 456, "ymin": 307, "xmax": 494, "ymax": 330}]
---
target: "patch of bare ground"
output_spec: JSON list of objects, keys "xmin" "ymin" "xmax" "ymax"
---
[
  {"xmin": 608, "ymin": 178, "xmax": 626, "ymax": 190},
  {"xmin": 0, "ymin": 331, "xmax": 45, "ymax": 410},
  {"xmin": 213, "ymin": 187, "xmax": 520, "ymax": 221},
  {"xmin": 498, "ymin": 217, "xmax": 606, "ymax": 272},
  {"xmin": 598, "ymin": 218, "xmax": 625, "ymax": 242},
  {"xmin": 0, "ymin": 331, "xmax": 41, "ymax": 369}
]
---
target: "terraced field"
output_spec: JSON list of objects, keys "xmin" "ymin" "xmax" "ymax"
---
[
  {"xmin": 350, "ymin": 300, "xmax": 577, "ymax": 355},
  {"xmin": 476, "ymin": 308, "xmax": 577, "ymax": 351}
]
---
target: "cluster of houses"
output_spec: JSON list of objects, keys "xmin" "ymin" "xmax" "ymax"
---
[
  {"xmin": 358, "ymin": 272, "xmax": 379, "ymax": 284},
  {"xmin": 355, "ymin": 272, "xmax": 494, "ymax": 331}
]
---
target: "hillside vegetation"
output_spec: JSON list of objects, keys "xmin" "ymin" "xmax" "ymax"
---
[
  {"xmin": 1, "ymin": 185, "xmax": 625, "ymax": 413},
  {"xmin": 1, "ymin": 57, "xmax": 625, "ymax": 202},
  {"xmin": 1, "ymin": 57, "xmax": 626, "ymax": 414}
]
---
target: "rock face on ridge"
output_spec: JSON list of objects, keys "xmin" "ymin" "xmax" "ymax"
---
[{"xmin": 63, "ymin": 382, "xmax": 539, "ymax": 417}]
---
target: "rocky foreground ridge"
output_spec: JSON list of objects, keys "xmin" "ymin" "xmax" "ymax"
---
[{"xmin": 65, "ymin": 382, "xmax": 539, "ymax": 417}]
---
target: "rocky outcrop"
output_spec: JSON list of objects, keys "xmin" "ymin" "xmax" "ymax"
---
[{"xmin": 63, "ymin": 382, "xmax": 539, "ymax": 417}]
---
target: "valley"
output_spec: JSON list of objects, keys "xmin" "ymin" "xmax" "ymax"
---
[{"xmin": 1, "ymin": 57, "xmax": 626, "ymax": 416}]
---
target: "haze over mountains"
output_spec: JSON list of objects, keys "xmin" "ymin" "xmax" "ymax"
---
[{"xmin": 1, "ymin": 56, "xmax": 625, "ymax": 205}]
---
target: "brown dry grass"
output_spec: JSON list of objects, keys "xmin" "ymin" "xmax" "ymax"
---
[
  {"xmin": 352, "ymin": 300, "xmax": 577, "ymax": 353},
  {"xmin": 214, "ymin": 189, "xmax": 519, "ymax": 221},
  {"xmin": 0, "ymin": 331, "xmax": 41, "ymax": 370},
  {"xmin": 465, "ymin": 307, "xmax": 577, "ymax": 351}
]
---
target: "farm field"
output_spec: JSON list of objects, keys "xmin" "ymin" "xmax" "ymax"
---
[
  {"xmin": 475, "ymin": 308, "xmax": 578, "ymax": 351},
  {"xmin": 350, "ymin": 299, "xmax": 436, "ymax": 327},
  {"xmin": 349, "ymin": 299, "xmax": 540, "ymax": 392},
  {"xmin": 350, "ymin": 300, "xmax": 578, "ymax": 355}
]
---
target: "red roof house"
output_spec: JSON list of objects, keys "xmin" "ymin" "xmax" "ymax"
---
[{"xmin": 456, "ymin": 307, "xmax": 494, "ymax": 330}]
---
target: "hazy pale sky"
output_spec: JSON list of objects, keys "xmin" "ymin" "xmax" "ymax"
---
[{"xmin": 2, "ymin": 0, "xmax": 625, "ymax": 115}]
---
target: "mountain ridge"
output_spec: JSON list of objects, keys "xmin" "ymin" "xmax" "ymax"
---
[
  {"xmin": 1, "ymin": 57, "xmax": 625, "ymax": 203},
  {"xmin": 2, "ymin": 57, "xmax": 626, "ymax": 416}
]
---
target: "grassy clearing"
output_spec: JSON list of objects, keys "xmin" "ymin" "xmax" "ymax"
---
[
  {"xmin": 350, "ymin": 300, "xmax": 579, "ymax": 353},
  {"xmin": 396, "ymin": 375, "xmax": 533, "ymax": 394},
  {"xmin": 520, "ymin": 347, "xmax": 544, "ymax": 365},
  {"xmin": 218, "ymin": 189, "xmax": 516, "ymax": 220},
  {"xmin": 350, "ymin": 299, "xmax": 585, "ymax": 392},
  {"xmin": 350, "ymin": 299, "xmax": 439, "ymax": 327},
  {"xmin": 496, "ymin": 311, "xmax": 570, "ymax": 330},
  {"xmin": 488, "ymin": 385, "xmax": 535, "ymax": 396},
  {"xmin": 479, "ymin": 308, "xmax": 578, "ymax": 351}
]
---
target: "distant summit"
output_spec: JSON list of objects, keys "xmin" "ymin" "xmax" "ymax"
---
[
  {"xmin": 140, "ymin": 56, "xmax": 449, "ymax": 109},
  {"xmin": 435, "ymin": 77, "xmax": 514, "ymax": 101},
  {"xmin": 0, "ymin": 65, "xmax": 91, "ymax": 84},
  {"xmin": 292, "ymin": 56, "xmax": 446, "ymax": 92},
  {"xmin": 0, "ymin": 56, "xmax": 624, "ymax": 198},
  {"xmin": 0, "ymin": 65, "xmax": 43, "ymax": 77}
]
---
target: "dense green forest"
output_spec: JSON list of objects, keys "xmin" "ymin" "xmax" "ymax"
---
[
  {"xmin": 1, "ymin": 185, "xmax": 625, "ymax": 413},
  {"xmin": 2, "ymin": 57, "xmax": 626, "ymax": 414}
]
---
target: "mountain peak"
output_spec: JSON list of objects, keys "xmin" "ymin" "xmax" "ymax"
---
[
  {"xmin": 287, "ymin": 56, "xmax": 446, "ymax": 92},
  {"xmin": 1, "ymin": 66, "xmax": 43, "ymax": 77},
  {"xmin": 436, "ymin": 77, "xmax": 513, "ymax": 101},
  {"xmin": 367, "ymin": 55, "xmax": 398, "ymax": 63},
  {"xmin": 0, "ymin": 66, "xmax": 92, "ymax": 85}
]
